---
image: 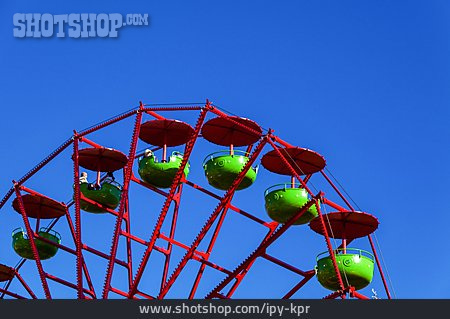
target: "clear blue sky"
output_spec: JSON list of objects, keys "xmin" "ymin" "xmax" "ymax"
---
[{"xmin": 0, "ymin": 0, "xmax": 449, "ymax": 299}]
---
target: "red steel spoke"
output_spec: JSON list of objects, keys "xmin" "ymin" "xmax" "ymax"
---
[
  {"xmin": 13, "ymin": 186, "xmax": 52, "ymax": 299},
  {"xmin": 205, "ymin": 195, "xmax": 319, "ymax": 299},
  {"xmin": 158, "ymin": 136, "xmax": 268, "ymax": 298},
  {"xmin": 102, "ymin": 105, "xmax": 143, "ymax": 298},
  {"xmin": 128, "ymin": 105, "xmax": 209, "ymax": 297},
  {"xmin": 72, "ymin": 133, "xmax": 84, "ymax": 298}
]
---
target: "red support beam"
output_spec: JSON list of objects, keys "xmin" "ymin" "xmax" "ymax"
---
[
  {"xmin": 78, "ymin": 136, "xmax": 104, "ymax": 149},
  {"xmin": 320, "ymin": 170, "xmax": 355, "ymax": 211},
  {"xmin": 270, "ymin": 135, "xmax": 293, "ymax": 148},
  {"xmin": 123, "ymin": 199, "xmax": 134, "ymax": 291},
  {"xmin": 323, "ymin": 290, "xmax": 346, "ymax": 299},
  {"xmin": 183, "ymin": 179, "xmax": 270, "ymax": 227},
  {"xmin": 192, "ymin": 257, "xmax": 233, "ymax": 276},
  {"xmin": 142, "ymin": 106, "xmax": 203, "ymax": 112},
  {"xmin": 102, "ymin": 104, "xmax": 143, "ymax": 298},
  {"xmin": 13, "ymin": 185, "xmax": 52, "ymax": 299},
  {"xmin": 157, "ymin": 233, "xmax": 205, "ymax": 258},
  {"xmin": 349, "ymin": 287, "xmax": 370, "ymax": 300},
  {"xmin": 15, "ymin": 271, "xmax": 37, "ymax": 299},
  {"xmin": 368, "ymin": 234, "xmax": 392, "ymax": 299},
  {"xmin": 82, "ymin": 245, "xmax": 128, "ymax": 268},
  {"xmin": 78, "ymin": 108, "xmax": 139, "ymax": 137},
  {"xmin": 13, "ymin": 214, "xmax": 100, "ymax": 299},
  {"xmin": 79, "ymin": 194, "xmax": 119, "ymax": 216},
  {"xmin": 72, "ymin": 133, "xmax": 84, "ymax": 299},
  {"xmin": 45, "ymin": 273, "xmax": 96, "ymax": 299},
  {"xmin": 282, "ymin": 273, "xmax": 315, "ymax": 299},
  {"xmin": 145, "ymin": 110, "xmax": 166, "ymax": 120},
  {"xmin": 131, "ymin": 173, "xmax": 169, "ymax": 197},
  {"xmin": 262, "ymin": 253, "xmax": 311, "ymax": 277},
  {"xmin": 0, "ymin": 288, "xmax": 27, "ymax": 299},
  {"xmin": 205, "ymin": 195, "xmax": 319, "ymax": 299},
  {"xmin": 314, "ymin": 203, "xmax": 346, "ymax": 292},
  {"xmin": 110, "ymin": 286, "xmax": 138, "ymax": 299},
  {"xmin": 303, "ymin": 174, "xmax": 312, "ymax": 185},
  {"xmin": 158, "ymin": 136, "xmax": 268, "ymax": 299},
  {"xmin": 128, "ymin": 105, "xmax": 210, "ymax": 297},
  {"xmin": 135, "ymin": 290, "xmax": 155, "ymax": 300},
  {"xmin": 189, "ymin": 206, "xmax": 230, "ymax": 298},
  {"xmin": 266, "ymin": 138, "xmax": 314, "ymax": 197},
  {"xmin": 321, "ymin": 197, "xmax": 348, "ymax": 212},
  {"xmin": 224, "ymin": 227, "xmax": 277, "ymax": 298},
  {"xmin": 63, "ymin": 206, "xmax": 97, "ymax": 298},
  {"xmin": 0, "ymin": 138, "xmax": 73, "ymax": 210},
  {"xmin": 160, "ymin": 185, "xmax": 183, "ymax": 292},
  {"xmin": 1, "ymin": 216, "xmax": 60, "ymax": 299},
  {"xmin": 120, "ymin": 230, "xmax": 149, "ymax": 246}
]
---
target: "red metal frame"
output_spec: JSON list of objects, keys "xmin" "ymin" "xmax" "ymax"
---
[
  {"xmin": 13, "ymin": 185, "xmax": 52, "ymax": 299},
  {"xmin": 102, "ymin": 103, "xmax": 143, "ymax": 298},
  {"xmin": 0, "ymin": 101, "xmax": 392, "ymax": 300},
  {"xmin": 127, "ymin": 104, "xmax": 209, "ymax": 298},
  {"xmin": 72, "ymin": 132, "xmax": 84, "ymax": 298},
  {"xmin": 157, "ymin": 135, "xmax": 268, "ymax": 299}
]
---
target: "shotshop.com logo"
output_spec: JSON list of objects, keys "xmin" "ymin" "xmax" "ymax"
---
[{"xmin": 13, "ymin": 13, "xmax": 149, "ymax": 38}]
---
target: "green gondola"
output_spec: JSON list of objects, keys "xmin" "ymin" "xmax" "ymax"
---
[
  {"xmin": 203, "ymin": 150, "xmax": 257, "ymax": 191},
  {"xmin": 264, "ymin": 184, "xmax": 319, "ymax": 225},
  {"xmin": 138, "ymin": 151, "xmax": 189, "ymax": 189},
  {"xmin": 316, "ymin": 248, "xmax": 375, "ymax": 291},
  {"xmin": 12, "ymin": 227, "xmax": 61, "ymax": 260},
  {"xmin": 78, "ymin": 181, "xmax": 122, "ymax": 213}
]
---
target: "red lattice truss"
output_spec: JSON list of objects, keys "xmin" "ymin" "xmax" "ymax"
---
[{"xmin": 0, "ymin": 101, "xmax": 392, "ymax": 300}]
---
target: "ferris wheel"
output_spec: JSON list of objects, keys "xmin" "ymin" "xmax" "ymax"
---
[{"xmin": 0, "ymin": 101, "xmax": 393, "ymax": 299}]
